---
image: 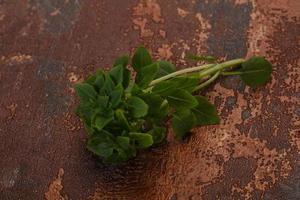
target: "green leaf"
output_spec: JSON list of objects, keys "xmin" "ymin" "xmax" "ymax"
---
[
  {"xmin": 152, "ymin": 77, "xmax": 199, "ymax": 96},
  {"xmin": 186, "ymin": 54, "xmax": 216, "ymax": 63},
  {"xmin": 84, "ymin": 121, "xmax": 94, "ymax": 135},
  {"xmin": 116, "ymin": 136, "xmax": 130, "ymax": 149},
  {"xmin": 115, "ymin": 109, "xmax": 131, "ymax": 130},
  {"xmin": 191, "ymin": 96, "xmax": 220, "ymax": 126},
  {"xmin": 85, "ymin": 74, "xmax": 97, "ymax": 85},
  {"xmin": 127, "ymin": 96, "xmax": 149, "ymax": 118},
  {"xmin": 126, "ymin": 82, "xmax": 142, "ymax": 96},
  {"xmin": 75, "ymin": 83, "xmax": 97, "ymax": 102},
  {"xmin": 132, "ymin": 46, "xmax": 152, "ymax": 72},
  {"xmin": 75, "ymin": 103, "xmax": 94, "ymax": 126},
  {"xmin": 122, "ymin": 68, "xmax": 131, "ymax": 89},
  {"xmin": 117, "ymin": 136, "xmax": 137, "ymax": 157},
  {"xmin": 109, "ymin": 65, "xmax": 123, "ymax": 85},
  {"xmin": 113, "ymin": 56, "xmax": 131, "ymax": 88},
  {"xmin": 167, "ymin": 89, "xmax": 198, "ymax": 109},
  {"xmin": 155, "ymin": 60, "xmax": 176, "ymax": 78},
  {"xmin": 93, "ymin": 96, "xmax": 111, "ymax": 118},
  {"xmin": 172, "ymin": 109, "xmax": 196, "ymax": 139},
  {"xmin": 100, "ymin": 74, "xmax": 115, "ymax": 95},
  {"xmin": 135, "ymin": 63, "xmax": 159, "ymax": 88},
  {"xmin": 94, "ymin": 114, "xmax": 114, "ymax": 131},
  {"xmin": 94, "ymin": 71, "xmax": 105, "ymax": 91},
  {"xmin": 158, "ymin": 100, "xmax": 169, "ymax": 119},
  {"xmin": 113, "ymin": 55, "xmax": 129, "ymax": 68},
  {"xmin": 87, "ymin": 133, "xmax": 115, "ymax": 158},
  {"xmin": 240, "ymin": 56, "xmax": 272, "ymax": 88},
  {"xmin": 129, "ymin": 132, "xmax": 153, "ymax": 148},
  {"xmin": 140, "ymin": 93, "xmax": 167, "ymax": 119},
  {"xmin": 148, "ymin": 126, "xmax": 166, "ymax": 144},
  {"xmin": 110, "ymin": 84, "xmax": 123, "ymax": 108},
  {"xmin": 104, "ymin": 147, "xmax": 128, "ymax": 164}
]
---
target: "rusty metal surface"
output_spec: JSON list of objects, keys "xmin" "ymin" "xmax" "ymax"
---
[{"xmin": 0, "ymin": 0, "xmax": 299, "ymax": 199}]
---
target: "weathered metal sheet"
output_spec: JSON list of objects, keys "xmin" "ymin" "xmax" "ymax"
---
[{"xmin": 0, "ymin": 0, "xmax": 299, "ymax": 199}]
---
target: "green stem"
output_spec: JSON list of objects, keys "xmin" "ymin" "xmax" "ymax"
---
[
  {"xmin": 222, "ymin": 69, "xmax": 267, "ymax": 76},
  {"xmin": 149, "ymin": 63, "xmax": 215, "ymax": 86},
  {"xmin": 221, "ymin": 71, "xmax": 244, "ymax": 76},
  {"xmin": 193, "ymin": 71, "xmax": 221, "ymax": 92},
  {"xmin": 197, "ymin": 59, "xmax": 245, "ymax": 79},
  {"xmin": 149, "ymin": 58, "xmax": 245, "ymax": 86}
]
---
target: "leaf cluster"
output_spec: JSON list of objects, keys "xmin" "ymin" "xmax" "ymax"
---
[{"xmin": 75, "ymin": 47, "xmax": 272, "ymax": 164}]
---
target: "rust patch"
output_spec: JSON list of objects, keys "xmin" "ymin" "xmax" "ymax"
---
[
  {"xmin": 132, "ymin": 0, "xmax": 163, "ymax": 23},
  {"xmin": 235, "ymin": 0, "xmax": 250, "ymax": 5},
  {"xmin": 132, "ymin": 18, "xmax": 154, "ymax": 38},
  {"xmin": 2, "ymin": 54, "xmax": 33, "ymax": 66},
  {"xmin": 157, "ymin": 44, "xmax": 174, "ymax": 60},
  {"xmin": 132, "ymin": 0, "xmax": 164, "ymax": 38},
  {"xmin": 31, "ymin": 0, "xmax": 81, "ymax": 34},
  {"xmin": 177, "ymin": 8, "xmax": 189, "ymax": 18},
  {"xmin": 194, "ymin": 12, "xmax": 211, "ymax": 55},
  {"xmin": 256, "ymin": 0, "xmax": 300, "ymax": 19},
  {"xmin": 6, "ymin": 103, "xmax": 18, "ymax": 120},
  {"xmin": 244, "ymin": 0, "xmax": 300, "ymax": 152},
  {"xmin": 196, "ymin": 0, "xmax": 252, "ymax": 58},
  {"xmin": 67, "ymin": 72, "xmax": 80, "ymax": 83},
  {"xmin": 159, "ymin": 29, "xmax": 166, "ymax": 38},
  {"xmin": 45, "ymin": 168, "xmax": 67, "ymax": 200}
]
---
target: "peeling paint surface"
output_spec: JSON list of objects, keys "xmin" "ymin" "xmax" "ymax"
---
[{"xmin": 0, "ymin": 0, "xmax": 299, "ymax": 199}]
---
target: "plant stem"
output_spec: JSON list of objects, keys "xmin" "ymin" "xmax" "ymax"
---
[
  {"xmin": 221, "ymin": 71, "xmax": 244, "ymax": 76},
  {"xmin": 149, "ymin": 63, "xmax": 215, "ymax": 86},
  {"xmin": 193, "ymin": 71, "xmax": 220, "ymax": 92},
  {"xmin": 149, "ymin": 58, "xmax": 245, "ymax": 86},
  {"xmin": 222, "ymin": 69, "xmax": 266, "ymax": 76},
  {"xmin": 196, "ymin": 59, "xmax": 245, "ymax": 79}
]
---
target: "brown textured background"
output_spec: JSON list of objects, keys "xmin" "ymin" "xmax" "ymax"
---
[{"xmin": 0, "ymin": 0, "xmax": 299, "ymax": 199}]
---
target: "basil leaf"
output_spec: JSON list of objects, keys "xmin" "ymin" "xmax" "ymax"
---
[
  {"xmin": 115, "ymin": 109, "xmax": 131, "ymax": 131},
  {"xmin": 94, "ymin": 71, "xmax": 105, "ymax": 91},
  {"xmin": 152, "ymin": 77, "xmax": 199, "ymax": 96},
  {"xmin": 110, "ymin": 84, "xmax": 123, "ymax": 108},
  {"xmin": 140, "ymin": 93, "xmax": 167, "ymax": 119},
  {"xmin": 122, "ymin": 68, "xmax": 131, "ymax": 89},
  {"xmin": 116, "ymin": 136, "xmax": 130, "ymax": 149},
  {"xmin": 75, "ymin": 103, "xmax": 94, "ymax": 126},
  {"xmin": 148, "ymin": 126, "xmax": 166, "ymax": 144},
  {"xmin": 113, "ymin": 55, "xmax": 129, "ymax": 68},
  {"xmin": 240, "ymin": 56, "xmax": 272, "ymax": 88},
  {"xmin": 129, "ymin": 132, "xmax": 153, "ymax": 148},
  {"xmin": 167, "ymin": 89, "xmax": 198, "ymax": 109},
  {"xmin": 172, "ymin": 109, "xmax": 196, "ymax": 139},
  {"xmin": 135, "ymin": 63, "xmax": 159, "ymax": 88},
  {"xmin": 94, "ymin": 96, "xmax": 110, "ymax": 114},
  {"xmin": 191, "ymin": 96, "xmax": 220, "ymax": 126},
  {"xmin": 155, "ymin": 60, "xmax": 176, "ymax": 78},
  {"xmin": 127, "ymin": 96, "xmax": 149, "ymax": 118},
  {"xmin": 132, "ymin": 46, "xmax": 152, "ymax": 72},
  {"xmin": 100, "ymin": 74, "xmax": 115, "ymax": 95},
  {"xmin": 112, "ymin": 55, "xmax": 131, "ymax": 88},
  {"xmin": 87, "ymin": 132, "xmax": 115, "ymax": 158},
  {"xmin": 93, "ymin": 112, "xmax": 114, "ymax": 131},
  {"xmin": 116, "ymin": 136, "xmax": 137, "ymax": 158},
  {"xmin": 75, "ymin": 83, "xmax": 97, "ymax": 102},
  {"xmin": 104, "ymin": 147, "xmax": 128, "ymax": 164},
  {"xmin": 109, "ymin": 64, "xmax": 124, "ymax": 85},
  {"xmin": 85, "ymin": 74, "xmax": 97, "ymax": 86}
]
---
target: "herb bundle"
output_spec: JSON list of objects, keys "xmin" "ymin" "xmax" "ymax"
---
[{"xmin": 75, "ymin": 47, "xmax": 272, "ymax": 164}]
